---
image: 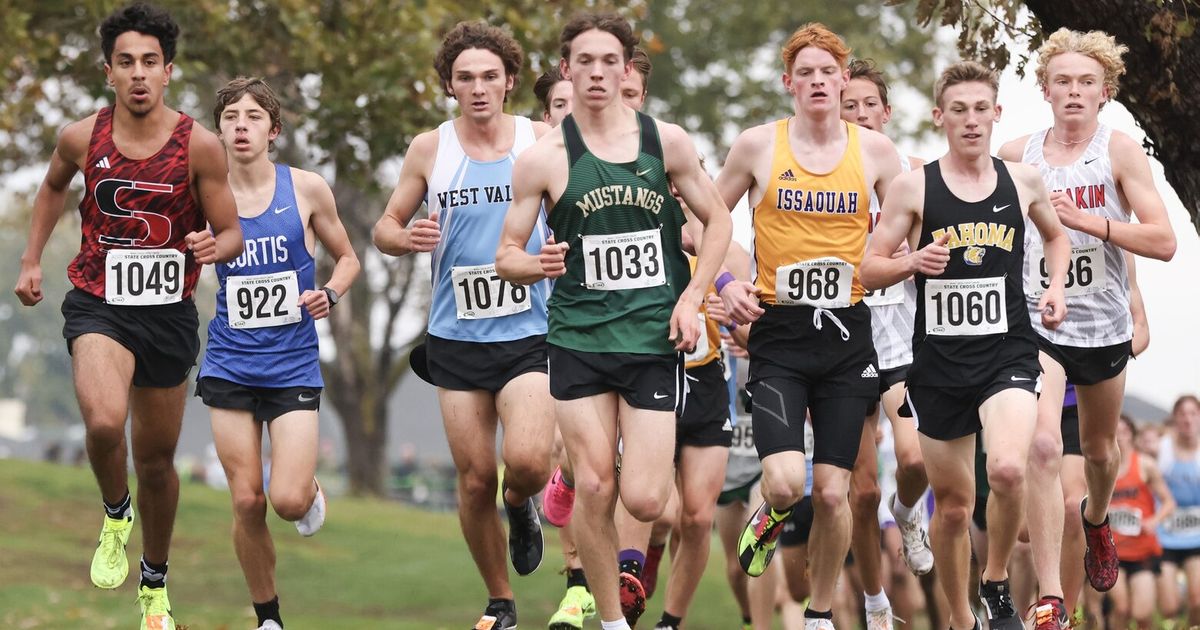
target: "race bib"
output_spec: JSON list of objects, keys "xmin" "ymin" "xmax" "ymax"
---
[
  {"xmin": 683, "ymin": 312, "xmax": 709, "ymax": 364},
  {"xmin": 1026, "ymin": 243, "xmax": 1107, "ymax": 298},
  {"xmin": 104, "ymin": 249, "xmax": 184, "ymax": 305},
  {"xmin": 582, "ymin": 229, "xmax": 666, "ymax": 291},
  {"xmin": 863, "ymin": 281, "xmax": 906, "ymax": 307},
  {"xmin": 729, "ymin": 423, "xmax": 756, "ymax": 458},
  {"xmin": 924, "ymin": 277, "xmax": 1007, "ymax": 336},
  {"xmin": 226, "ymin": 271, "xmax": 302, "ymax": 329},
  {"xmin": 1109, "ymin": 506, "xmax": 1143, "ymax": 537},
  {"xmin": 451, "ymin": 264, "xmax": 530, "ymax": 320},
  {"xmin": 775, "ymin": 257, "xmax": 853, "ymax": 308},
  {"xmin": 1164, "ymin": 506, "xmax": 1200, "ymax": 537}
]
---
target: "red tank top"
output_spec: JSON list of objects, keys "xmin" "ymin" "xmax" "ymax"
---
[
  {"xmin": 1110, "ymin": 450, "xmax": 1162, "ymax": 562},
  {"xmin": 68, "ymin": 106, "xmax": 205, "ymax": 300}
]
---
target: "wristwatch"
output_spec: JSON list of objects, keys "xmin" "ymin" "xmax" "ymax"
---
[{"xmin": 322, "ymin": 286, "xmax": 339, "ymax": 307}]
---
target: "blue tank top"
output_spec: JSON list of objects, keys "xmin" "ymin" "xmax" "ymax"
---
[
  {"xmin": 1158, "ymin": 440, "xmax": 1200, "ymax": 549},
  {"xmin": 426, "ymin": 117, "xmax": 550, "ymax": 342},
  {"xmin": 199, "ymin": 164, "xmax": 322, "ymax": 387}
]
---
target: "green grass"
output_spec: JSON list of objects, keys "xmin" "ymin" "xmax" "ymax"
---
[{"xmin": 0, "ymin": 459, "xmax": 752, "ymax": 629}]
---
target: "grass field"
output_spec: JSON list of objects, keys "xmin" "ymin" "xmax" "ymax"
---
[{"xmin": 0, "ymin": 459, "xmax": 759, "ymax": 629}]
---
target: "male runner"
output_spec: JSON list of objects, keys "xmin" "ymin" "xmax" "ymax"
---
[
  {"xmin": 1158, "ymin": 395, "xmax": 1200, "ymax": 626},
  {"xmin": 996, "ymin": 27, "xmax": 1177, "ymax": 629},
  {"xmin": 13, "ymin": 4, "xmax": 241, "ymax": 629},
  {"xmin": 496, "ymin": 13, "xmax": 733, "ymax": 630},
  {"xmin": 714, "ymin": 23, "xmax": 903, "ymax": 629},
  {"xmin": 199, "ymin": 77, "xmax": 360, "ymax": 630},
  {"xmin": 862, "ymin": 60, "xmax": 1069, "ymax": 630},
  {"xmin": 535, "ymin": 67, "xmax": 574, "ymax": 126},
  {"xmin": 373, "ymin": 21, "xmax": 554, "ymax": 630}
]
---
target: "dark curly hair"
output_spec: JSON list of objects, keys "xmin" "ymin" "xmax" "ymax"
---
[
  {"xmin": 100, "ymin": 2, "xmax": 181, "ymax": 64},
  {"xmin": 434, "ymin": 21, "xmax": 524, "ymax": 99},
  {"xmin": 560, "ymin": 12, "xmax": 638, "ymax": 62}
]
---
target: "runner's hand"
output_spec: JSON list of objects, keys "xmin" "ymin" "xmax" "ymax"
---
[
  {"xmin": 668, "ymin": 297, "xmax": 701, "ymax": 352},
  {"xmin": 719, "ymin": 280, "xmax": 763, "ymax": 325},
  {"xmin": 1039, "ymin": 283, "xmax": 1067, "ymax": 330},
  {"xmin": 909, "ymin": 232, "xmax": 951, "ymax": 276},
  {"xmin": 14, "ymin": 260, "xmax": 43, "ymax": 306},
  {"xmin": 704, "ymin": 293, "xmax": 732, "ymax": 326},
  {"xmin": 407, "ymin": 210, "xmax": 441, "ymax": 253},
  {"xmin": 539, "ymin": 235, "xmax": 569, "ymax": 279},
  {"xmin": 299, "ymin": 289, "xmax": 331, "ymax": 320},
  {"xmin": 185, "ymin": 229, "xmax": 218, "ymax": 264}
]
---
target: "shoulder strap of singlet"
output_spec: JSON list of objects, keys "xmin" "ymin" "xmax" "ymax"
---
[
  {"xmin": 923, "ymin": 159, "xmax": 946, "ymax": 198},
  {"xmin": 637, "ymin": 111, "xmax": 662, "ymax": 162},
  {"xmin": 561, "ymin": 114, "xmax": 587, "ymax": 167},
  {"xmin": 992, "ymin": 156, "xmax": 1016, "ymax": 193},
  {"xmin": 86, "ymin": 107, "xmax": 114, "ymax": 163}
]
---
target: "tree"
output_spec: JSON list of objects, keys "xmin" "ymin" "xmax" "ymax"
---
[
  {"xmin": 2, "ymin": 0, "xmax": 940, "ymax": 494},
  {"xmin": 889, "ymin": 0, "xmax": 1200, "ymax": 235}
]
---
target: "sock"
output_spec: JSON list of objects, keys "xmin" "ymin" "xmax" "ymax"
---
[
  {"xmin": 891, "ymin": 496, "xmax": 916, "ymax": 522},
  {"xmin": 804, "ymin": 607, "xmax": 833, "ymax": 619},
  {"xmin": 864, "ymin": 589, "xmax": 890, "ymax": 612},
  {"xmin": 566, "ymin": 567, "xmax": 588, "ymax": 590},
  {"xmin": 139, "ymin": 556, "xmax": 168, "ymax": 589},
  {"xmin": 656, "ymin": 612, "xmax": 683, "ymax": 628},
  {"xmin": 560, "ymin": 471, "xmax": 575, "ymax": 488},
  {"xmin": 601, "ymin": 619, "xmax": 631, "ymax": 630},
  {"xmin": 769, "ymin": 506, "xmax": 793, "ymax": 520},
  {"xmin": 618, "ymin": 549, "xmax": 645, "ymax": 578},
  {"xmin": 104, "ymin": 492, "xmax": 132, "ymax": 520},
  {"xmin": 253, "ymin": 596, "xmax": 282, "ymax": 627},
  {"xmin": 646, "ymin": 543, "xmax": 666, "ymax": 566},
  {"xmin": 742, "ymin": 616, "xmax": 752, "ymax": 626}
]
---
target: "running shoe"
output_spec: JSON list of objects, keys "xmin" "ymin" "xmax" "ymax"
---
[
  {"xmin": 474, "ymin": 600, "xmax": 517, "ymax": 630},
  {"xmin": 548, "ymin": 585, "xmax": 596, "ymax": 630},
  {"xmin": 978, "ymin": 579, "xmax": 1023, "ymax": 629},
  {"xmin": 1028, "ymin": 596, "xmax": 1069, "ymax": 630},
  {"xmin": 506, "ymin": 495, "xmax": 544, "ymax": 575},
  {"xmin": 804, "ymin": 618, "xmax": 835, "ymax": 630},
  {"xmin": 642, "ymin": 543, "xmax": 665, "ymax": 599},
  {"xmin": 137, "ymin": 585, "xmax": 175, "ymax": 630},
  {"xmin": 866, "ymin": 605, "xmax": 895, "ymax": 630},
  {"xmin": 91, "ymin": 510, "xmax": 135, "ymax": 589},
  {"xmin": 889, "ymin": 492, "xmax": 934, "ymax": 575},
  {"xmin": 619, "ymin": 571, "xmax": 646, "ymax": 627},
  {"xmin": 737, "ymin": 501, "xmax": 788, "ymax": 577},
  {"xmin": 256, "ymin": 622, "xmax": 283, "ymax": 630},
  {"xmin": 295, "ymin": 478, "xmax": 326, "ymax": 537},
  {"xmin": 1081, "ymin": 497, "xmax": 1118, "ymax": 592},
  {"xmin": 542, "ymin": 466, "xmax": 576, "ymax": 527}
]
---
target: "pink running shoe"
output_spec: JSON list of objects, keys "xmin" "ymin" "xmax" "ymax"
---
[{"xmin": 542, "ymin": 466, "xmax": 576, "ymax": 527}]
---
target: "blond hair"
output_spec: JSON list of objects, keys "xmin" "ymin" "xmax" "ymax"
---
[
  {"xmin": 1035, "ymin": 28, "xmax": 1128, "ymax": 99},
  {"xmin": 781, "ymin": 23, "xmax": 851, "ymax": 72},
  {"xmin": 933, "ymin": 61, "xmax": 998, "ymax": 107}
]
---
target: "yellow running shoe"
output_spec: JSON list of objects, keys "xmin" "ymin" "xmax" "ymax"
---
[
  {"xmin": 137, "ymin": 585, "xmax": 175, "ymax": 630},
  {"xmin": 548, "ymin": 585, "xmax": 596, "ymax": 630},
  {"xmin": 90, "ymin": 511, "xmax": 134, "ymax": 589},
  {"xmin": 737, "ymin": 501, "xmax": 788, "ymax": 577}
]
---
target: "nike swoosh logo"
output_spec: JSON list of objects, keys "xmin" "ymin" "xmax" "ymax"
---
[
  {"xmin": 653, "ymin": 392, "xmax": 669, "ymax": 400},
  {"xmin": 1084, "ymin": 158, "xmax": 1098, "ymax": 165},
  {"xmin": 1111, "ymin": 357, "xmax": 1125, "ymax": 367},
  {"xmin": 992, "ymin": 204, "xmax": 1010, "ymax": 213},
  {"xmin": 1010, "ymin": 375, "xmax": 1031, "ymax": 381},
  {"xmin": 298, "ymin": 392, "xmax": 317, "ymax": 402},
  {"xmin": 635, "ymin": 168, "xmax": 651, "ymax": 178},
  {"xmin": 274, "ymin": 206, "xmax": 291, "ymax": 214}
]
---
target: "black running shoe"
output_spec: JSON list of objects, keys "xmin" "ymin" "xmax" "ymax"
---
[
  {"xmin": 473, "ymin": 599, "xmax": 517, "ymax": 630},
  {"xmin": 978, "ymin": 579, "xmax": 1022, "ymax": 629},
  {"xmin": 505, "ymin": 496, "xmax": 544, "ymax": 575}
]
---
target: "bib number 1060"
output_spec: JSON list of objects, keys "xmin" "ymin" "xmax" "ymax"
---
[{"xmin": 924, "ymin": 277, "xmax": 1007, "ymax": 336}]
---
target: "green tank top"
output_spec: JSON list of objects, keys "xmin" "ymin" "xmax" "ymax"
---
[{"xmin": 547, "ymin": 111, "xmax": 690, "ymax": 355}]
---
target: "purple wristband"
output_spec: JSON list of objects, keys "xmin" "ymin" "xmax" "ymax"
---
[{"xmin": 715, "ymin": 271, "xmax": 735, "ymax": 295}]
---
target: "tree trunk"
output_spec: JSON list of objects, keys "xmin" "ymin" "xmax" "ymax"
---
[{"xmin": 1024, "ymin": 0, "xmax": 1200, "ymax": 235}]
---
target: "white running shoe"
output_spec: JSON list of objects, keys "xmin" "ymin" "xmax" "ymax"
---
[
  {"xmin": 890, "ymin": 492, "xmax": 934, "ymax": 575},
  {"xmin": 866, "ymin": 606, "xmax": 894, "ymax": 630},
  {"xmin": 295, "ymin": 478, "xmax": 326, "ymax": 537},
  {"xmin": 256, "ymin": 621, "xmax": 283, "ymax": 630},
  {"xmin": 804, "ymin": 618, "xmax": 835, "ymax": 630}
]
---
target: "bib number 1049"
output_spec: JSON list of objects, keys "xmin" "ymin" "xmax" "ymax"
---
[
  {"xmin": 105, "ymin": 249, "xmax": 184, "ymax": 305},
  {"xmin": 924, "ymin": 277, "xmax": 1007, "ymax": 336}
]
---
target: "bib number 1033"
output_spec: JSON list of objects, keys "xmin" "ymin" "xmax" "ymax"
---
[
  {"xmin": 582, "ymin": 229, "xmax": 665, "ymax": 291},
  {"xmin": 924, "ymin": 277, "xmax": 1007, "ymax": 336}
]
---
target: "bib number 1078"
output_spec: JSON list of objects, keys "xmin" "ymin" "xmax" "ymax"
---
[{"xmin": 452, "ymin": 264, "xmax": 530, "ymax": 320}]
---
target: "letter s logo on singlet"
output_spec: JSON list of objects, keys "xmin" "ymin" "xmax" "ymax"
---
[{"xmin": 94, "ymin": 178, "xmax": 174, "ymax": 248}]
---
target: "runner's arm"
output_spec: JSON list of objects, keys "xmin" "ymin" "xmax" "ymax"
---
[
  {"xmin": 1127, "ymin": 251, "xmax": 1149, "ymax": 357},
  {"xmin": 191, "ymin": 127, "xmax": 243, "ymax": 264},
  {"xmin": 14, "ymin": 122, "xmax": 87, "ymax": 306},
  {"xmin": 861, "ymin": 171, "xmax": 924, "ymax": 290},
  {"xmin": 1104, "ymin": 132, "xmax": 1175, "ymax": 261},
  {"xmin": 373, "ymin": 131, "xmax": 437, "ymax": 256},
  {"xmin": 496, "ymin": 143, "xmax": 560, "ymax": 285},
  {"xmin": 713, "ymin": 129, "xmax": 765, "ymax": 324},
  {"xmin": 303, "ymin": 170, "xmax": 361, "ymax": 299},
  {"xmin": 1023, "ymin": 163, "xmax": 1069, "ymax": 328},
  {"xmin": 1142, "ymin": 457, "xmax": 1175, "ymax": 531}
]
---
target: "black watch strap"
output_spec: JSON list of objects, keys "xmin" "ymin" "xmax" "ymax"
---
[{"xmin": 322, "ymin": 286, "xmax": 339, "ymax": 306}]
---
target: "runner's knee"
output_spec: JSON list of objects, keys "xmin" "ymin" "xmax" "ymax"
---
[
  {"xmin": 986, "ymin": 457, "xmax": 1025, "ymax": 496},
  {"xmin": 231, "ymin": 486, "xmax": 268, "ymax": 522}
]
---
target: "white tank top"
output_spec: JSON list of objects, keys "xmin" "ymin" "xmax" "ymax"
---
[
  {"xmin": 866, "ymin": 154, "xmax": 916, "ymax": 369},
  {"xmin": 1021, "ymin": 124, "xmax": 1131, "ymax": 347}
]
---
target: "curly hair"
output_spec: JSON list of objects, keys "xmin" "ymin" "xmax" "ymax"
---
[
  {"xmin": 848, "ymin": 58, "xmax": 889, "ymax": 107},
  {"xmin": 629, "ymin": 47, "xmax": 652, "ymax": 89},
  {"xmin": 433, "ymin": 21, "xmax": 524, "ymax": 99},
  {"xmin": 533, "ymin": 66, "xmax": 566, "ymax": 114},
  {"xmin": 100, "ymin": 2, "xmax": 181, "ymax": 64},
  {"xmin": 213, "ymin": 77, "xmax": 283, "ymax": 151},
  {"xmin": 781, "ymin": 23, "xmax": 850, "ymax": 72},
  {"xmin": 1035, "ymin": 28, "xmax": 1128, "ymax": 99},
  {"xmin": 560, "ymin": 12, "xmax": 638, "ymax": 62}
]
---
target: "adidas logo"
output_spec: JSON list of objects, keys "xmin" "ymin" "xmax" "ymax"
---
[
  {"xmin": 722, "ymin": 418, "xmax": 733, "ymax": 432},
  {"xmin": 95, "ymin": 156, "xmax": 111, "ymax": 169},
  {"xmin": 778, "ymin": 168, "xmax": 796, "ymax": 182},
  {"xmin": 861, "ymin": 363, "xmax": 878, "ymax": 379}
]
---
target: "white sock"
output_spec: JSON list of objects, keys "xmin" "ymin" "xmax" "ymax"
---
[
  {"xmin": 601, "ymin": 619, "xmax": 632, "ymax": 630},
  {"xmin": 865, "ymin": 589, "xmax": 891, "ymax": 612},
  {"xmin": 892, "ymin": 495, "xmax": 916, "ymax": 522}
]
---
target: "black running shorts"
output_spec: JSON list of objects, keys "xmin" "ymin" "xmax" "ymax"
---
[
  {"xmin": 548, "ymin": 344, "xmax": 683, "ymax": 412},
  {"xmin": 677, "ymin": 359, "xmax": 733, "ymax": 449},
  {"xmin": 195, "ymin": 376, "xmax": 320, "ymax": 423},
  {"xmin": 425, "ymin": 333, "xmax": 547, "ymax": 393},
  {"xmin": 1037, "ymin": 336, "xmax": 1133, "ymax": 386}
]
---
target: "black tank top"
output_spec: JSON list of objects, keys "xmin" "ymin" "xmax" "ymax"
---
[{"xmin": 910, "ymin": 158, "xmax": 1037, "ymax": 386}]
